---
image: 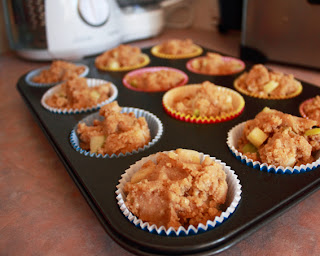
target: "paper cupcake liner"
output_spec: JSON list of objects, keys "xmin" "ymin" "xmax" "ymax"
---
[
  {"xmin": 162, "ymin": 84, "xmax": 245, "ymax": 124},
  {"xmin": 151, "ymin": 44, "xmax": 203, "ymax": 59},
  {"xmin": 115, "ymin": 150, "xmax": 242, "ymax": 236},
  {"xmin": 95, "ymin": 54, "xmax": 150, "ymax": 72},
  {"xmin": 70, "ymin": 107, "xmax": 163, "ymax": 158},
  {"xmin": 186, "ymin": 56, "xmax": 245, "ymax": 76},
  {"xmin": 299, "ymin": 98, "xmax": 316, "ymax": 119},
  {"xmin": 41, "ymin": 78, "xmax": 118, "ymax": 114},
  {"xmin": 234, "ymin": 73, "xmax": 303, "ymax": 100},
  {"xmin": 122, "ymin": 66, "xmax": 189, "ymax": 92},
  {"xmin": 25, "ymin": 64, "xmax": 89, "ymax": 87},
  {"xmin": 227, "ymin": 122, "xmax": 320, "ymax": 174}
]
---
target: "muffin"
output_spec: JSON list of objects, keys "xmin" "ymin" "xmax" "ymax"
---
[
  {"xmin": 122, "ymin": 67, "xmax": 188, "ymax": 92},
  {"xmin": 186, "ymin": 52, "xmax": 245, "ymax": 75},
  {"xmin": 227, "ymin": 107, "xmax": 320, "ymax": 173},
  {"xmin": 299, "ymin": 96, "xmax": 320, "ymax": 125},
  {"xmin": 25, "ymin": 60, "xmax": 89, "ymax": 87},
  {"xmin": 162, "ymin": 81, "xmax": 245, "ymax": 124},
  {"xmin": 234, "ymin": 64, "xmax": 302, "ymax": 99},
  {"xmin": 116, "ymin": 149, "xmax": 242, "ymax": 235},
  {"xmin": 41, "ymin": 77, "xmax": 117, "ymax": 113},
  {"xmin": 151, "ymin": 39, "xmax": 203, "ymax": 59},
  {"xmin": 95, "ymin": 44, "xmax": 150, "ymax": 71},
  {"xmin": 76, "ymin": 101, "xmax": 152, "ymax": 156}
]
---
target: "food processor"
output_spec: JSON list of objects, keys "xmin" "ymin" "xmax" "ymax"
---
[{"xmin": 1, "ymin": 0, "xmax": 168, "ymax": 60}]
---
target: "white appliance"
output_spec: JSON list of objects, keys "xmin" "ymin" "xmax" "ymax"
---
[{"xmin": 2, "ymin": 0, "xmax": 166, "ymax": 60}]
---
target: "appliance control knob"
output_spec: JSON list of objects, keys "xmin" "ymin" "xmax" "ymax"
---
[{"xmin": 78, "ymin": 0, "xmax": 110, "ymax": 26}]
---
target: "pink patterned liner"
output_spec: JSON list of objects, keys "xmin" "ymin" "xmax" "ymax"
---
[
  {"xmin": 299, "ymin": 98, "xmax": 313, "ymax": 118},
  {"xmin": 186, "ymin": 56, "xmax": 245, "ymax": 76},
  {"xmin": 122, "ymin": 66, "xmax": 189, "ymax": 92}
]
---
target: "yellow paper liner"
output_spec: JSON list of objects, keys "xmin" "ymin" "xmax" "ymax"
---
[
  {"xmin": 234, "ymin": 73, "xmax": 303, "ymax": 100},
  {"xmin": 151, "ymin": 44, "xmax": 203, "ymax": 59},
  {"xmin": 162, "ymin": 84, "xmax": 245, "ymax": 124},
  {"xmin": 95, "ymin": 54, "xmax": 150, "ymax": 72}
]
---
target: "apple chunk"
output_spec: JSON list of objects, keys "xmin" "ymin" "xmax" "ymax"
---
[
  {"xmin": 130, "ymin": 161, "xmax": 156, "ymax": 184},
  {"xmin": 90, "ymin": 90, "xmax": 100, "ymax": 101},
  {"xmin": 242, "ymin": 143, "xmax": 257, "ymax": 153},
  {"xmin": 263, "ymin": 80, "xmax": 279, "ymax": 94},
  {"xmin": 305, "ymin": 128, "xmax": 320, "ymax": 136},
  {"xmin": 247, "ymin": 127, "xmax": 268, "ymax": 148},
  {"xmin": 90, "ymin": 135, "xmax": 105, "ymax": 154}
]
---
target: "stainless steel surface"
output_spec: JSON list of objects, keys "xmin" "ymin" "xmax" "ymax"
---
[{"xmin": 242, "ymin": 0, "xmax": 320, "ymax": 69}]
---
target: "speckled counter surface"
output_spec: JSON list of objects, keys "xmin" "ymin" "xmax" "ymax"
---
[{"xmin": 1, "ymin": 28, "xmax": 320, "ymax": 256}]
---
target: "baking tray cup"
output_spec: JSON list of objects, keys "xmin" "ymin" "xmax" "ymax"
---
[
  {"xmin": 116, "ymin": 150, "xmax": 242, "ymax": 236},
  {"xmin": 25, "ymin": 64, "xmax": 89, "ymax": 87},
  {"xmin": 234, "ymin": 72, "xmax": 303, "ymax": 100},
  {"xmin": 70, "ymin": 107, "xmax": 163, "ymax": 158},
  {"xmin": 41, "ymin": 78, "xmax": 118, "ymax": 114},
  {"xmin": 227, "ymin": 121, "xmax": 320, "ymax": 174},
  {"xmin": 151, "ymin": 44, "xmax": 203, "ymax": 59},
  {"xmin": 162, "ymin": 84, "xmax": 245, "ymax": 124},
  {"xmin": 95, "ymin": 54, "xmax": 150, "ymax": 72},
  {"xmin": 186, "ymin": 56, "xmax": 245, "ymax": 76},
  {"xmin": 17, "ymin": 46, "xmax": 320, "ymax": 256},
  {"xmin": 122, "ymin": 66, "xmax": 189, "ymax": 92}
]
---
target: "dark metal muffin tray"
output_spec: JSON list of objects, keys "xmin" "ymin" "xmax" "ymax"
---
[{"xmin": 17, "ymin": 47, "xmax": 320, "ymax": 255}]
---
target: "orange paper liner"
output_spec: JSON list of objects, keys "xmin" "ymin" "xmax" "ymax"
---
[
  {"xmin": 95, "ymin": 54, "xmax": 150, "ymax": 72},
  {"xmin": 234, "ymin": 73, "xmax": 303, "ymax": 100},
  {"xmin": 162, "ymin": 84, "xmax": 245, "ymax": 124},
  {"xmin": 151, "ymin": 44, "xmax": 203, "ymax": 59},
  {"xmin": 186, "ymin": 56, "xmax": 245, "ymax": 76}
]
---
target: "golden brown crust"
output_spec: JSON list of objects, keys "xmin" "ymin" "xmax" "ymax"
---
[
  {"xmin": 237, "ymin": 108, "xmax": 318, "ymax": 167},
  {"xmin": 126, "ymin": 69, "xmax": 185, "ymax": 91},
  {"xmin": 302, "ymin": 96, "xmax": 320, "ymax": 124},
  {"xmin": 190, "ymin": 52, "xmax": 242, "ymax": 75},
  {"xmin": 45, "ymin": 77, "xmax": 111, "ymax": 109},
  {"xmin": 171, "ymin": 81, "xmax": 235, "ymax": 117},
  {"xmin": 77, "ymin": 101, "xmax": 151, "ymax": 155},
  {"xmin": 235, "ymin": 64, "xmax": 301, "ymax": 98},
  {"xmin": 32, "ymin": 60, "xmax": 85, "ymax": 83},
  {"xmin": 95, "ymin": 44, "xmax": 146, "ymax": 70},
  {"xmin": 124, "ymin": 149, "xmax": 228, "ymax": 229},
  {"xmin": 157, "ymin": 39, "xmax": 197, "ymax": 55}
]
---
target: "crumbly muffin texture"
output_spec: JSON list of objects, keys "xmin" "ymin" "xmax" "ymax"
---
[
  {"xmin": 77, "ymin": 101, "xmax": 151, "ymax": 155},
  {"xmin": 157, "ymin": 39, "xmax": 197, "ymax": 55},
  {"xmin": 45, "ymin": 77, "xmax": 111, "ymax": 109},
  {"xmin": 95, "ymin": 44, "xmax": 146, "ymax": 69},
  {"xmin": 236, "ymin": 64, "xmax": 301, "ymax": 97},
  {"xmin": 127, "ymin": 69, "xmax": 185, "ymax": 91},
  {"xmin": 191, "ymin": 52, "xmax": 242, "ymax": 74},
  {"xmin": 124, "ymin": 149, "xmax": 228, "ymax": 229},
  {"xmin": 32, "ymin": 60, "xmax": 85, "ymax": 84},
  {"xmin": 237, "ymin": 108, "xmax": 320, "ymax": 167},
  {"xmin": 173, "ymin": 81, "xmax": 234, "ymax": 117},
  {"xmin": 302, "ymin": 95, "xmax": 320, "ymax": 124}
]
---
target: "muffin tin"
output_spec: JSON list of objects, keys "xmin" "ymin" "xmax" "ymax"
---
[{"xmin": 17, "ymin": 46, "xmax": 320, "ymax": 255}]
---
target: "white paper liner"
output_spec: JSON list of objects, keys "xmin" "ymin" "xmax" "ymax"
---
[
  {"xmin": 70, "ymin": 107, "xmax": 163, "ymax": 158},
  {"xmin": 25, "ymin": 64, "xmax": 89, "ymax": 87},
  {"xmin": 115, "ymin": 150, "xmax": 242, "ymax": 236},
  {"xmin": 227, "ymin": 122, "xmax": 320, "ymax": 174},
  {"xmin": 41, "ymin": 78, "xmax": 118, "ymax": 114}
]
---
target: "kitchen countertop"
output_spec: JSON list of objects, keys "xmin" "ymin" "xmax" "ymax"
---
[{"xmin": 1, "ymin": 28, "xmax": 320, "ymax": 256}]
